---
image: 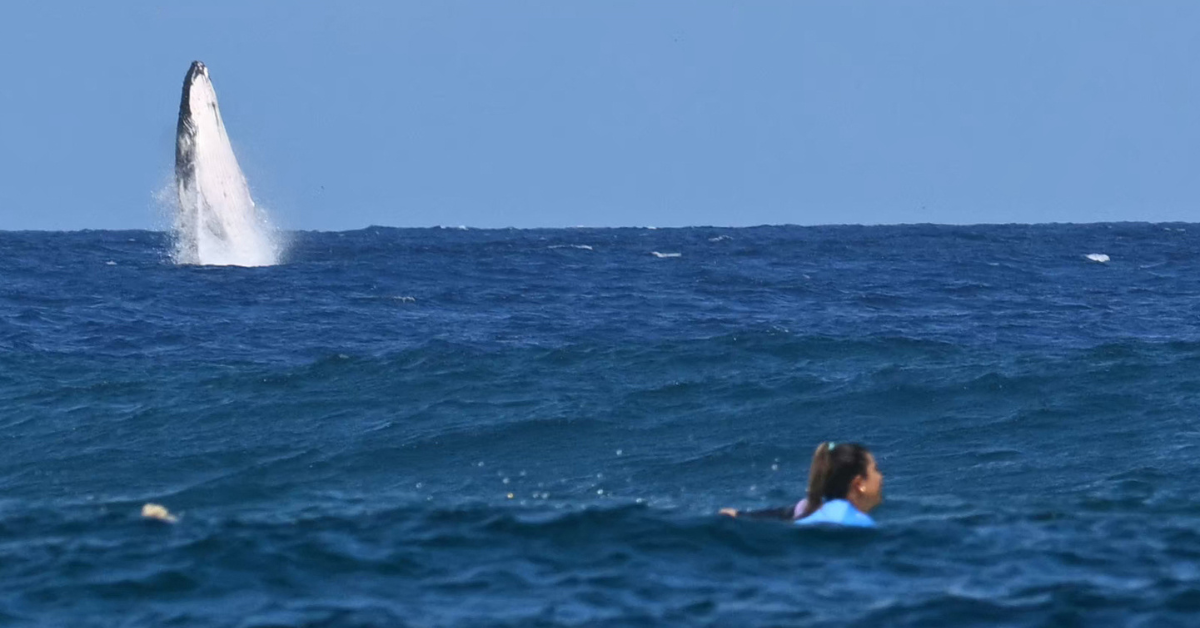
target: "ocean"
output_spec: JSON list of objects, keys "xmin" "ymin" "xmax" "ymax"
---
[{"xmin": 2, "ymin": 224, "xmax": 1200, "ymax": 626}]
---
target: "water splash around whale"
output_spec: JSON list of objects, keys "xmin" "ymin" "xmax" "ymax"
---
[{"xmin": 173, "ymin": 61, "xmax": 280, "ymax": 267}]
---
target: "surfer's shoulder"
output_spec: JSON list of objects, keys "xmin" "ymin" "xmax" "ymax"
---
[{"xmin": 794, "ymin": 499, "xmax": 876, "ymax": 528}]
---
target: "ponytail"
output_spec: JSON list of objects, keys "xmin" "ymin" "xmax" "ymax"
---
[{"xmin": 799, "ymin": 441, "xmax": 871, "ymax": 518}]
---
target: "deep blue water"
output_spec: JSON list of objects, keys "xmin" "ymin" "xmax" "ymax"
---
[{"xmin": 3, "ymin": 224, "xmax": 1200, "ymax": 626}]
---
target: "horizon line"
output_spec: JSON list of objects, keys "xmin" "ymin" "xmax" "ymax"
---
[{"xmin": 0, "ymin": 220, "xmax": 1196, "ymax": 234}]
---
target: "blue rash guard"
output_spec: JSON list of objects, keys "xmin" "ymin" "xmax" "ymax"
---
[{"xmin": 794, "ymin": 499, "xmax": 876, "ymax": 528}]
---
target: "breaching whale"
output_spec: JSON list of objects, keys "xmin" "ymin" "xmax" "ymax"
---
[{"xmin": 174, "ymin": 61, "xmax": 279, "ymax": 266}]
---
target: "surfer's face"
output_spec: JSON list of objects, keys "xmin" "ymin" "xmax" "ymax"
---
[{"xmin": 853, "ymin": 453, "xmax": 884, "ymax": 512}]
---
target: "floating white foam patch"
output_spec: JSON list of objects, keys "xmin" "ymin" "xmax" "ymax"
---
[
  {"xmin": 141, "ymin": 503, "xmax": 177, "ymax": 523},
  {"xmin": 1085, "ymin": 253, "xmax": 1110, "ymax": 263},
  {"xmin": 174, "ymin": 67, "xmax": 280, "ymax": 267},
  {"xmin": 651, "ymin": 251, "xmax": 681, "ymax": 258},
  {"xmin": 548, "ymin": 244, "xmax": 594, "ymax": 250}
]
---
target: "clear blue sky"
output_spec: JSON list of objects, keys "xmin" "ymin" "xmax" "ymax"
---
[{"xmin": 1, "ymin": 1, "xmax": 1197, "ymax": 230}]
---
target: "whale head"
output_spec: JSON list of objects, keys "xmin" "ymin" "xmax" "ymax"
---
[
  {"xmin": 175, "ymin": 60, "xmax": 224, "ymax": 181},
  {"xmin": 177, "ymin": 61, "xmax": 214, "ymax": 137},
  {"xmin": 185, "ymin": 60, "xmax": 208, "ymax": 84}
]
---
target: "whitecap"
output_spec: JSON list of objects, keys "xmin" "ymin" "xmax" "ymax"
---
[
  {"xmin": 1085, "ymin": 253, "xmax": 1110, "ymax": 263},
  {"xmin": 708, "ymin": 235, "xmax": 732, "ymax": 242},
  {"xmin": 548, "ymin": 244, "xmax": 594, "ymax": 251},
  {"xmin": 651, "ymin": 252, "xmax": 681, "ymax": 258}
]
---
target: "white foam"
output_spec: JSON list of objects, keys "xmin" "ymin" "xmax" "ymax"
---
[
  {"xmin": 174, "ymin": 66, "xmax": 280, "ymax": 267},
  {"xmin": 708, "ymin": 235, "xmax": 732, "ymax": 242},
  {"xmin": 1085, "ymin": 253, "xmax": 1110, "ymax": 263},
  {"xmin": 548, "ymin": 244, "xmax": 594, "ymax": 251},
  {"xmin": 651, "ymin": 251, "xmax": 681, "ymax": 258}
]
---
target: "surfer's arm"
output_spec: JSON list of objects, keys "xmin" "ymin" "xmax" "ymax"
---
[{"xmin": 718, "ymin": 506, "xmax": 796, "ymax": 520}]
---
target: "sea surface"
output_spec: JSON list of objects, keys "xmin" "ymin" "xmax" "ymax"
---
[{"xmin": 3, "ymin": 224, "xmax": 1200, "ymax": 627}]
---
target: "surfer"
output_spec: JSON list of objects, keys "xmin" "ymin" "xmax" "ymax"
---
[{"xmin": 720, "ymin": 441, "xmax": 883, "ymax": 527}]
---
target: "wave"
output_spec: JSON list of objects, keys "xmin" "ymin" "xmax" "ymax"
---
[
  {"xmin": 4, "ymin": 501, "xmax": 1196, "ymax": 626},
  {"xmin": 8, "ymin": 225, "xmax": 1200, "ymax": 624}
]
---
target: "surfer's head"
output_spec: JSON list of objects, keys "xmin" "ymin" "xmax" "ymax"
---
[{"xmin": 801, "ymin": 442, "xmax": 883, "ymax": 516}]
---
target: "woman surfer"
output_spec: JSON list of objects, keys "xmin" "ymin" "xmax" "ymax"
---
[{"xmin": 720, "ymin": 441, "xmax": 883, "ymax": 528}]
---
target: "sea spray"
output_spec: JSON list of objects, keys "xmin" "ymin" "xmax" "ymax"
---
[{"xmin": 173, "ymin": 61, "xmax": 280, "ymax": 266}]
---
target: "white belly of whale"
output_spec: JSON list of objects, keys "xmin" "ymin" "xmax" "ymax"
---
[{"xmin": 174, "ymin": 62, "xmax": 280, "ymax": 267}]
